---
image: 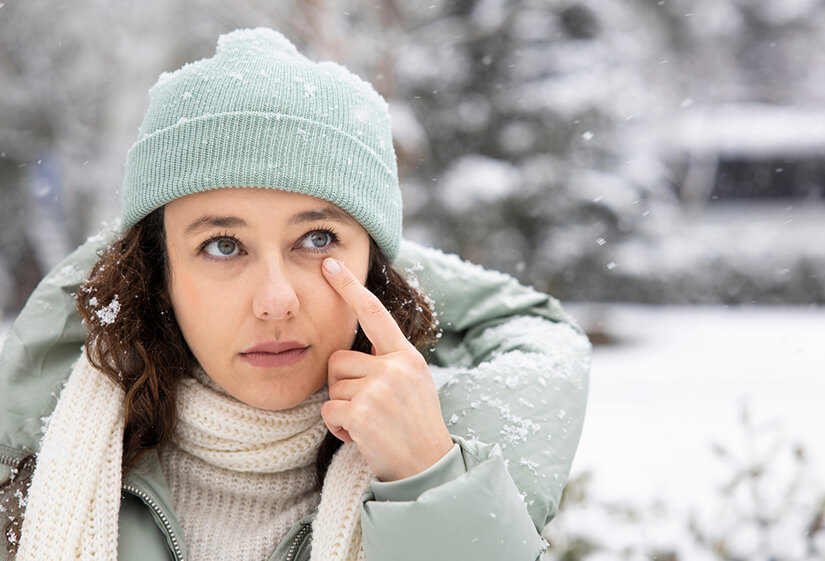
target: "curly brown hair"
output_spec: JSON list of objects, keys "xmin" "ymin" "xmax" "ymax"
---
[{"xmin": 2, "ymin": 205, "xmax": 438, "ymax": 555}]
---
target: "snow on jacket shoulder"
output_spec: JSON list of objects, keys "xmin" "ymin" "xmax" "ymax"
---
[
  {"xmin": 0, "ymin": 228, "xmax": 590, "ymax": 560},
  {"xmin": 393, "ymin": 241, "xmax": 590, "ymax": 530}
]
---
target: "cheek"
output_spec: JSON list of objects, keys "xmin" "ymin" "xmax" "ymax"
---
[
  {"xmin": 298, "ymin": 271, "xmax": 359, "ymax": 345},
  {"xmin": 334, "ymin": 310, "xmax": 360, "ymax": 352},
  {"xmin": 168, "ymin": 264, "xmax": 239, "ymax": 356}
]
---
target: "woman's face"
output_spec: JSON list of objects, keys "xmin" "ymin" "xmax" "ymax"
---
[{"xmin": 164, "ymin": 187, "xmax": 370, "ymax": 410}]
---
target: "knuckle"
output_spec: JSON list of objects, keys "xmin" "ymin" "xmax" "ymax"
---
[
  {"xmin": 349, "ymin": 400, "xmax": 371, "ymax": 429},
  {"xmin": 340, "ymin": 273, "xmax": 359, "ymax": 290},
  {"xmin": 394, "ymin": 349, "xmax": 428, "ymax": 377},
  {"xmin": 368, "ymin": 376, "xmax": 393, "ymax": 401},
  {"xmin": 363, "ymin": 295, "xmax": 386, "ymax": 318},
  {"xmin": 327, "ymin": 380, "xmax": 342, "ymax": 400},
  {"xmin": 328, "ymin": 349, "xmax": 347, "ymax": 369},
  {"xmin": 406, "ymin": 349, "xmax": 429, "ymax": 369}
]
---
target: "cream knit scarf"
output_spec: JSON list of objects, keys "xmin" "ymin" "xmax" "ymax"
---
[{"xmin": 16, "ymin": 353, "xmax": 374, "ymax": 561}]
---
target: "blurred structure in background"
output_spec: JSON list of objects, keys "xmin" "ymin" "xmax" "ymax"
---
[{"xmin": 2, "ymin": 0, "xmax": 824, "ymax": 317}]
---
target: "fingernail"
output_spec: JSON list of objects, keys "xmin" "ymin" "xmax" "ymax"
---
[{"xmin": 323, "ymin": 258, "xmax": 341, "ymax": 274}]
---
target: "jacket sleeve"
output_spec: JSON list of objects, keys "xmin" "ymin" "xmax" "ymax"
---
[
  {"xmin": 361, "ymin": 435, "xmax": 545, "ymax": 560},
  {"xmin": 394, "ymin": 240, "xmax": 591, "ymax": 531}
]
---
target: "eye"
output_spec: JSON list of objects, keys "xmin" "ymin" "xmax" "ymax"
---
[
  {"xmin": 299, "ymin": 229, "xmax": 338, "ymax": 251},
  {"xmin": 202, "ymin": 236, "xmax": 241, "ymax": 259}
]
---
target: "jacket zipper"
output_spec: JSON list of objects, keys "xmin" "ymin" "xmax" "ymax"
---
[
  {"xmin": 285, "ymin": 523, "xmax": 311, "ymax": 561},
  {"xmin": 122, "ymin": 483, "xmax": 184, "ymax": 561},
  {"xmin": 4, "ymin": 454, "xmax": 303, "ymax": 561},
  {"xmin": 0, "ymin": 452, "xmax": 23, "ymax": 466}
]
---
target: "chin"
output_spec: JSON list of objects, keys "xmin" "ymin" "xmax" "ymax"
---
[
  {"xmin": 237, "ymin": 384, "xmax": 320, "ymax": 412},
  {"xmin": 249, "ymin": 397, "xmax": 302, "ymax": 411}
]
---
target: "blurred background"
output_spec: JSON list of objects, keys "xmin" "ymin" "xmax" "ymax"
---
[{"xmin": 1, "ymin": 1, "xmax": 823, "ymax": 559}]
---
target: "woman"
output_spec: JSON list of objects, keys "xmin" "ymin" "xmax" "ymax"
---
[{"xmin": 0, "ymin": 28, "xmax": 590, "ymax": 561}]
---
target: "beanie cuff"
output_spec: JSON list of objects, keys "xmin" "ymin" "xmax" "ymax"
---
[{"xmin": 122, "ymin": 111, "xmax": 401, "ymax": 259}]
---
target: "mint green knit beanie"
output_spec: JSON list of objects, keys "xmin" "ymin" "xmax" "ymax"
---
[{"xmin": 121, "ymin": 28, "xmax": 402, "ymax": 259}]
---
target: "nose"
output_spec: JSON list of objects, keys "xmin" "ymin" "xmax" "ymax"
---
[{"xmin": 252, "ymin": 260, "xmax": 300, "ymax": 321}]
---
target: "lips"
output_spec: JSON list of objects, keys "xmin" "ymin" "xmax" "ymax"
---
[
  {"xmin": 243, "ymin": 341, "xmax": 307, "ymax": 354},
  {"xmin": 239, "ymin": 341, "xmax": 309, "ymax": 368}
]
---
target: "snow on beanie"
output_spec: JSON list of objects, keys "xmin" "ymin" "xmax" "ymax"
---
[{"xmin": 121, "ymin": 28, "xmax": 402, "ymax": 260}]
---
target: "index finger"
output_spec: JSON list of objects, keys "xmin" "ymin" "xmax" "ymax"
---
[{"xmin": 322, "ymin": 257, "xmax": 411, "ymax": 355}]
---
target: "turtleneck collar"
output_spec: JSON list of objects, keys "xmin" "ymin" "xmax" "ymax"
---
[{"xmin": 172, "ymin": 369, "xmax": 329, "ymax": 473}]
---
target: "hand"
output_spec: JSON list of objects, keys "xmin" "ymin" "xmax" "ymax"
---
[{"xmin": 320, "ymin": 257, "xmax": 454, "ymax": 482}]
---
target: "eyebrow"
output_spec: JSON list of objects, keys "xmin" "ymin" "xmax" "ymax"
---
[
  {"xmin": 184, "ymin": 215, "xmax": 248, "ymax": 235},
  {"xmin": 287, "ymin": 205, "xmax": 356, "ymax": 226},
  {"xmin": 183, "ymin": 205, "xmax": 355, "ymax": 236}
]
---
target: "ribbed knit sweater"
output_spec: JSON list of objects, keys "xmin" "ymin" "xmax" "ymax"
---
[
  {"xmin": 158, "ymin": 371, "xmax": 327, "ymax": 561},
  {"xmin": 159, "ymin": 443, "xmax": 320, "ymax": 561}
]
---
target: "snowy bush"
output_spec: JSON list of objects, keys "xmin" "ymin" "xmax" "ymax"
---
[{"xmin": 543, "ymin": 407, "xmax": 825, "ymax": 561}]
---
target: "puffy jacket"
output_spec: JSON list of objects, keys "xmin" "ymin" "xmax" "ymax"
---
[{"xmin": 0, "ymin": 232, "xmax": 590, "ymax": 561}]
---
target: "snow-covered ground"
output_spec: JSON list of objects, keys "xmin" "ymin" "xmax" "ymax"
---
[
  {"xmin": 551, "ymin": 303, "xmax": 825, "ymax": 560},
  {"xmin": 567, "ymin": 303, "xmax": 825, "ymax": 504}
]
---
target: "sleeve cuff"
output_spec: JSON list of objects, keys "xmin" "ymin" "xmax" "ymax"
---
[
  {"xmin": 361, "ymin": 437, "xmax": 545, "ymax": 560},
  {"xmin": 370, "ymin": 442, "xmax": 465, "ymax": 502}
]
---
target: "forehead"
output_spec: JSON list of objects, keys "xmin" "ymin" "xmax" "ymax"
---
[{"xmin": 163, "ymin": 188, "xmax": 359, "ymax": 233}]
